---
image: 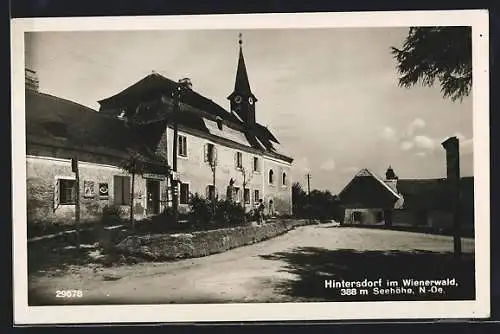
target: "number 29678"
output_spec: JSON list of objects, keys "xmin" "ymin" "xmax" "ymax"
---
[{"xmin": 56, "ymin": 290, "xmax": 83, "ymax": 298}]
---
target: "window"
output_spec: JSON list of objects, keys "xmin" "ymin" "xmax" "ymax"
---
[
  {"xmin": 180, "ymin": 183, "xmax": 189, "ymax": 204},
  {"xmin": 234, "ymin": 187, "xmax": 241, "ymax": 202},
  {"xmin": 114, "ymin": 175, "xmax": 131, "ymax": 205},
  {"xmin": 235, "ymin": 151, "xmax": 243, "ymax": 169},
  {"xmin": 206, "ymin": 185, "xmax": 216, "ymax": 201},
  {"xmin": 244, "ymin": 188, "xmax": 250, "ymax": 204},
  {"xmin": 216, "ymin": 116, "xmax": 223, "ymax": 130},
  {"xmin": 352, "ymin": 211, "xmax": 362, "ymax": 222},
  {"xmin": 205, "ymin": 143, "xmax": 217, "ymax": 164},
  {"xmin": 59, "ymin": 178, "xmax": 76, "ymax": 204},
  {"xmin": 178, "ymin": 135, "xmax": 187, "ymax": 157},
  {"xmin": 253, "ymin": 157, "xmax": 260, "ymax": 172},
  {"xmin": 254, "ymin": 189, "xmax": 260, "ymax": 203},
  {"xmin": 282, "ymin": 172, "xmax": 287, "ymax": 186},
  {"xmin": 269, "ymin": 169, "xmax": 274, "ymax": 184}
]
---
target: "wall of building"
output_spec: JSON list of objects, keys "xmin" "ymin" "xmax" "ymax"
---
[
  {"xmin": 156, "ymin": 126, "xmax": 292, "ymax": 215},
  {"xmin": 262, "ymin": 157, "xmax": 292, "ymax": 216},
  {"xmin": 343, "ymin": 208, "xmax": 384, "ymax": 225},
  {"xmin": 26, "ymin": 155, "xmax": 166, "ymax": 227}
]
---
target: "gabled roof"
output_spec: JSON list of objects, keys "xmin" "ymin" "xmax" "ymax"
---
[
  {"xmin": 25, "ymin": 89, "xmax": 168, "ymax": 172},
  {"xmin": 98, "ymin": 73, "xmax": 241, "ymax": 125},
  {"xmin": 342, "ymin": 168, "xmax": 401, "ymax": 200},
  {"xmin": 97, "ymin": 73, "xmax": 292, "ymax": 163}
]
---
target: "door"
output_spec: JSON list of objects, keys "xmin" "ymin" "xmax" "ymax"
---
[{"xmin": 146, "ymin": 180, "xmax": 160, "ymax": 215}]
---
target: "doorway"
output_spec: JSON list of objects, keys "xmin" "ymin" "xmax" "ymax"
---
[{"xmin": 146, "ymin": 179, "xmax": 160, "ymax": 215}]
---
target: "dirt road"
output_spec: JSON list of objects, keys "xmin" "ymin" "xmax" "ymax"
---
[{"xmin": 28, "ymin": 224, "xmax": 475, "ymax": 305}]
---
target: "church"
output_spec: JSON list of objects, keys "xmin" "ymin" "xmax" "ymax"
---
[{"xmin": 25, "ymin": 36, "xmax": 294, "ymax": 230}]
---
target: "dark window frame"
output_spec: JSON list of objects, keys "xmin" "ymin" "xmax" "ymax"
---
[
  {"xmin": 178, "ymin": 135, "xmax": 188, "ymax": 157},
  {"xmin": 180, "ymin": 182, "xmax": 189, "ymax": 204},
  {"xmin": 59, "ymin": 178, "xmax": 76, "ymax": 205}
]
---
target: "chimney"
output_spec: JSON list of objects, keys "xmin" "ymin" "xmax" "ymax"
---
[
  {"xmin": 25, "ymin": 69, "xmax": 39, "ymax": 91},
  {"xmin": 441, "ymin": 136, "xmax": 460, "ymax": 181}
]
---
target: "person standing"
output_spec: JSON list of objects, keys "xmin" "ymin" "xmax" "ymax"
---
[{"xmin": 257, "ymin": 199, "xmax": 265, "ymax": 225}]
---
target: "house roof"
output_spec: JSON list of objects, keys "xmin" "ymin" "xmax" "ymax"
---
[
  {"xmin": 98, "ymin": 73, "xmax": 242, "ymax": 125},
  {"xmin": 396, "ymin": 177, "xmax": 473, "ymax": 210},
  {"xmin": 97, "ymin": 73, "xmax": 292, "ymax": 163},
  {"xmin": 349, "ymin": 169, "xmax": 402, "ymax": 199},
  {"xmin": 25, "ymin": 89, "xmax": 168, "ymax": 173}
]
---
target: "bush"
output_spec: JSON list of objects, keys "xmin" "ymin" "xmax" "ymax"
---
[
  {"xmin": 215, "ymin": 199, "xmax": 246, "ymax": 226},
  {"xmin": 101, "ymin": 205, "xmax": 124, "ymax": 226},
  {"xmin": 188, "ymin": 193, "xmax": 213, "ymax": 227}
]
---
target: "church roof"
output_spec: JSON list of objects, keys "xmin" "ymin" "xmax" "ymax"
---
[
  {"xmin": 232, "ymin": 45, "xmax": 253, "ymax": 96},
  {"xmin": 25, "ymin": 89, "xmax": 168, "ymax": 172},
  {"xmin": 97, "ymin": 72, "xmax": 292, "ymax": 163},
  {"xmin": 98, "ymin": 73, "xmax": 242, "ymax": 125}
]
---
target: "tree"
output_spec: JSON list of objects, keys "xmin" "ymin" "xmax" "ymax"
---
[
  {"xmin": 239, "ymin": 166, "xmax": 254, "ymax": 211},
  {"xmin": 122, "ymin": 151, "xmax": 145, "ymax": 231},
  {"xmin": 207, "ymin": 146, "xmax": 217, "ymax": 218},
  {"xmin": 292, "ymin": 182, "xmax": 308, "ymax": 217},
  {"xmin": 391, "ymin": 27, "xmax": 472, "ymax": 102}
]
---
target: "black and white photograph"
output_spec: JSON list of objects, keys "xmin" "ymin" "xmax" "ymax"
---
[{"xmin": 11, "ymin": 11, "xmax": 489, "ymax": 324}]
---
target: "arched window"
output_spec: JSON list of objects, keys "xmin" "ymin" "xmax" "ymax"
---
[
  {"xmin": 269, "ymin": 169, "xmax": 274, "ymax": 184},
  {"xmin": 282, "ymin": 172, "xmax": 287, "ymax": 186}
]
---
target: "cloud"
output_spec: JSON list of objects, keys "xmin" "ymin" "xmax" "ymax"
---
[
  {"xmin": 406, "ymin": 118, "xmax": 426, "ymax": 136},
  {"xmin": 293, "ymin": 157, "xmax": 311, "ymax": 173},
  {"xmin": 400, "ymin": 141, "xmax": 415, "ymax": 151},
  {"xmin": 413, "ymin": 135, "xmax": 436, "ymax": 150},
  {"xmin": 380, "ymin": 127, "xmax": 398, "ymax": 141},
  {"xmin": 320, "ymin": 159, "xmax": 336, "ymax": 171},
  {"xmin": 453, "ymin": 132, "xmax": 467, "ymax": 142},
  {"xmin": 415, "ymin": 152, "xmax": 427, "ymax": 158},
  {"xmin": 460, "ymin": 138, "xmax": 473, "ymax": 155}
]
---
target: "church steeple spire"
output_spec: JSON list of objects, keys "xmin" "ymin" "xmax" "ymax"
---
[
  {"xmin": 234, "ymin": 33, "xmax": 252, "ymax": 95},
  {"xmin": 228, "ymin": 33, "xmax": 257, "ymax": 126}
]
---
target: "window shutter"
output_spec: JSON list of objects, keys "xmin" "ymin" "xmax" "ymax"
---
[
  {"xmin": 234, "ymin": 152, "xmax": 237, "ymax": 167},
  {"xmin": 123, "ymin": 176, "xmax": 131, "ymax": 205},
  {"xmin": 204, "ymin": 144, "xmax": 208, "ymax": 162},
  {"xmin": 53, "ymin": 178, "xmax": 60, "ymax": 211},
  {"xmin": 114, "ymin": 176, "xmax": 123, "ymax": 204},
  {"xmin": 213, "ymin": 147, "xmax": 217, "ymax": 164}
]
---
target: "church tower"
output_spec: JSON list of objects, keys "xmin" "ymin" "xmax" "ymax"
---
[{"xmin": 227, "ymin": 34, "xmax": 258, "ymax": 126}]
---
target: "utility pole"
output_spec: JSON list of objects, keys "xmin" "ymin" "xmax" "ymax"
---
[
  {"xmin": 307, "ymin": 173, "xmax": 311, "ymax": 197},
  {"xmin": 441, "ymin": 136, "xmax": 462, "ymax": 257},
  {"xmin": 71, "ymin": 156, "xmax": 81, "ymax": 251},
  {"xmin": 171, "ymin": 78, "xmax": 192, "ymax": 224},
  {"xmin": 306, "ymin": 173, "xmax": 311, "ymax": 219}
]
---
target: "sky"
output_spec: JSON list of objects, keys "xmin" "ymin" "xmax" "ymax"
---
[{"xmin": 25, "ymin": 28, "xmax": 474, "ymax": 194}]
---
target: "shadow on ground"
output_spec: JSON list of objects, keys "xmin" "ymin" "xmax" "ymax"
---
[{"xmin": 260, "ymin": 247, "xmax": 475, "ymax": 302}]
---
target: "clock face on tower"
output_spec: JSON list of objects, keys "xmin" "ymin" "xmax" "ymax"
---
[
  {"xmin": 234, "ymin": 95, "xmax": 242, "ymax": 104},
  {"xmin": 248, "ymin": 96, "xmax": 254, "ymax": 105}
]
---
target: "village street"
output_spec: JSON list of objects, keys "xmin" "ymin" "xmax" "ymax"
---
[{"xmin": 29, "ymin": 223, "xmax": 475, "ymax": 305}]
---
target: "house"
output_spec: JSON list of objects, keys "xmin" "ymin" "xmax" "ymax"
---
[
  {"xmin": 25, "ymin": 37, "xmax": 294, "ymax": 229},
  {"xmin": 338, "ymin": 167, "xmax": 474, "ymax": 233}
]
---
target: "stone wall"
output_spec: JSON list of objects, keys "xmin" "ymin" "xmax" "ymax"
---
[{"xmin": 115, "ymin": 219, "xmax": 311, "ymax": 261}]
